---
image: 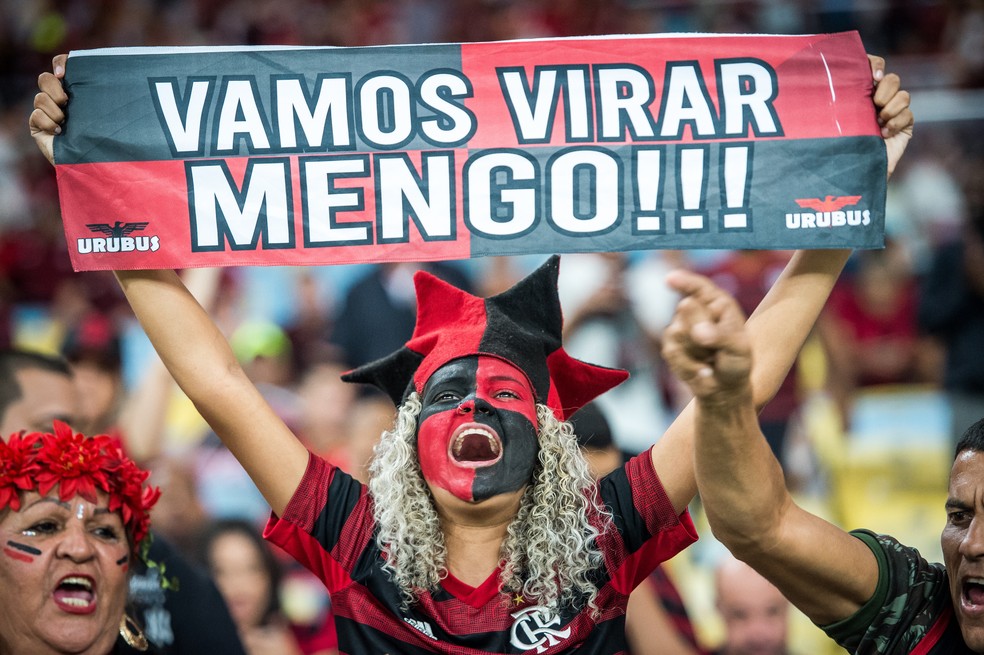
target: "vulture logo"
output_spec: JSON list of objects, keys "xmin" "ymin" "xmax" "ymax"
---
[{"xmin": 77, "ymin": 221, "xmax": 160, "ymax": 255}]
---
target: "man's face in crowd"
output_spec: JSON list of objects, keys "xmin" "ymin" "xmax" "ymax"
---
[
  {"xmin": 0, "ymin": 367, "xmax": 78, "ymax": 435},
  {"xmin": 942, "ymin": 449, "xmax": 984, "ymax": 652},
  {"xmin": 716, "ymin": 559, "xmax": 788, "ymax": 655},
  {"xmin": 416, "ymin": 355, "xmax": 539, "ymax": 503},
  {"xmin": 68, "ymin": 361, "xmax": 119, "ymax": 434}
]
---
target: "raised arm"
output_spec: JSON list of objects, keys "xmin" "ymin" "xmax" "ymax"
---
[
  {"xmin": 651, "ymin": 247, "xmax": 850, "ymax": 513},
  {"xmin": 663, "ymin": 270, "xmax": 878, "ymax": 626},
  {"xmin": 114, "ymin": 269, "xmax": 309, "ymax": 516},
  {"xmin": 30, "ymin": 54, "xmax": 308, "ymax": 515},
  {"xmin": 651, "ymin": 54, "xmax": 913, "ymax": 514},
  {"xmin": 117, "ymin": 267, "xmax": 223, "ymax": 464}
]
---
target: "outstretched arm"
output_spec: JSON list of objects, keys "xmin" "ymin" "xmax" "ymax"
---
[
  {"xmin": 117, "ymin": 267, "xmax": 223, "ymax": 464},
  {"xmin": 651, "ymin": 54, "xmax": 913, "ymax": 514},
  {"xmin": 31, "ymin": 54, "xmax": 308, "ymax": 515},
  {"xmin": 114, "ymin": 269, "xmax": 309, "ymax": 516},
  {"xmin": 651, "ymin": 248, "xmax": 850, "ymax": 513},
  {"xmin": 662, "ymin": 270, "xmax": 878, "ymax": 626}
]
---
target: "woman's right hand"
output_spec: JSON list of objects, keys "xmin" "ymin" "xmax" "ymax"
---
[{"xmin": 29, "ymin": 53, "xmax": 68, "ymax": 166}]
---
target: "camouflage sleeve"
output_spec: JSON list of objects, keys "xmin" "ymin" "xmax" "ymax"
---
[{"xmin": 821, "ymin": 530, "xmax": 950, "ymax": 654}]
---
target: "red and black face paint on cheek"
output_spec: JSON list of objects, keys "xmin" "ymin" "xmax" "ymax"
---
[
  {"xmin": 417, "ymin": 356, "xmax": 539, "ymax": 503},
  {"xmin": 4, "ymin": 540, "xmax": 41, "ymax": 563}
]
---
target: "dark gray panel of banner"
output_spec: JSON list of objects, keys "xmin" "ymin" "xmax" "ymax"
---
[
  {"xmin": 56, "ymin": 45, "xmax": 465, "ymax": 164},
  {"xmin": 464, "ymin": 136, "xmax": 886, "ymax": 253}
]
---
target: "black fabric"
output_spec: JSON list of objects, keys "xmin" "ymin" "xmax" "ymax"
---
[
  {"xmin": 919, "ymin": 240, "xmax": 984, "ymax": 394},
  {"xmin": 129, "ymin": 533, "xmax": 245, "ymax": 655},
  {"xmin": 822, "ymin": 530, "xmax": 973, "ymax": 654},
  {"xmin": 330, "ymin": 262, "xmax": 474, "ymax": 372}
]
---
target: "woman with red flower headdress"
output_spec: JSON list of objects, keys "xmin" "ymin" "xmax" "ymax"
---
[
  {"xmin": 30, "ymin": 52, "xmax": 912, "ymax": 654},
  {"xmin": 0, "ymin": 421, "xmax": 161, "ymax": 654}
]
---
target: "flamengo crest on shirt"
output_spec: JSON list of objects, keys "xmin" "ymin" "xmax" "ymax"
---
[{"xmin": 510, "ymin": 606, "xmax": 572, "ymax": 653}]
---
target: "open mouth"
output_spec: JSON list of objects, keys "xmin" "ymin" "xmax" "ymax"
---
[
  {"xmin": 448, "ymin": 423, "xmax": 502, "ymax": 468},
  {"xmin": 53, "ymin": 575, "xmax": 96, "ymax": 614},
  {"xmin": 965, "ymin": 579, "xmax": 984, "ymax": 602}
]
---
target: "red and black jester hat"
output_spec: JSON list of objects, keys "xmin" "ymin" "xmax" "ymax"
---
[{"xmin": 341, "ymin": 256, "xmax": 629, "ymax": 421}]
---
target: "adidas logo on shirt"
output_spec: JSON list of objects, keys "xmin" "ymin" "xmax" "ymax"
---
[{"xmin": 404, "ymin": 617, "xmax": 438, "ymax": 640}]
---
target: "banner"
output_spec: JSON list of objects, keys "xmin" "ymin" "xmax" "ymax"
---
[{"xmin": 54, "ymin": 32, "xmax": 886, "ymax": 271}]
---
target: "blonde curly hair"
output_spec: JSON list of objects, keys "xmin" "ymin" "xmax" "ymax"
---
[{"xmin": 368, "ymin": 392, "xmax": 612, "ymax": 611}]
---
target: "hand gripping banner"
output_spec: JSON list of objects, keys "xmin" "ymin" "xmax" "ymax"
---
[{"xmin": 53, "ymin": 31, "xmax": 886, "ymax": 271}]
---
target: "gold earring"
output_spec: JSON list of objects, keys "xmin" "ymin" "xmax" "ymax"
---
[{"xmin": 119, "ymin": 614, "xmax": 149, "ymax": 651}]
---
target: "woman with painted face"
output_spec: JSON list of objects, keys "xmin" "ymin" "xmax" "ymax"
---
[
  {"xmin": 0, "ymin": 421, "xmax": 160, "ymax": 654},
  {"xmin": 128, "ymin": 258, "xmax": 693, "ymax": 654},
  {"xmin": 30, "ymin": 53, "xmax": 913, "ymax": 653}
]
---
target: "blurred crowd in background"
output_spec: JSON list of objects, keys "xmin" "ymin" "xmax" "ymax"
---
[{"xmin": 1, "ymin": 1, "xmax": 983, "ymax": 653}]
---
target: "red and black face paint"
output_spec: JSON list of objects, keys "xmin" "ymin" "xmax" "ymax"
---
[
  {"xmin": 417, "ymin": 356, "xmax": 539, "ymax": 502},
  {"xmin": 4, "ymin": 540, "xmax": 41, "ymax": 563}
]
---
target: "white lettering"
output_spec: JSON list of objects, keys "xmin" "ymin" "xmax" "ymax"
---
[
  {"xmin": 786, "ymin": 208, "xmax": 869, "ymax": 229},
  {"xmin": 597, "ymin": 66, "xmax": 655, "ymax": 139},
  {"xmin": 304, "ymin": 158, "xmax": 369, "ymax": 244},
  {"xmin": 466, "ymin": 152, "xmax": 537, "ymax": 236},
  {"xmin": 549, "ymin": 149, "xmax": 619, "ymax": 233},
  {"xmin": 498, "ymin": 69, "xmax": 559, "ymax": 142},
  {"xmin": 190, "ymin": 161, "xmax": 290, "ymax": 248},
  {"xmin": 418, "ymin": 73, "xmax": 474, "ymax": 144},
  {"xmin": 276, "ymin": 77, "xmax": 351, "ymax": 149},
  {"xmin": 152, "ymin": 80, "xmax": 211, "ymax": 153},
  {"xmin": 77, "ymin": 234, "xmax": 160, "ymax": 254},
  {"xmin": 564, "ymin": 68, "xmax": 591, "ymax": 140},
  {"xmin": 216, "ymin": 80, "xmax": 271, "ymax": 151},
  {"xmin": 377, "ymin": 154, "xmax": 454, "ymax": 241},
  {"xmin": 719, "ymin": 61, "xmax": 779, "ymax": 135},
  {"xmin": 359, "ymin": 74, "xmax": 413, "ymax": 147},
  {"xmin": 659, "ymin": 64, "xmax": 717, "ymax": 138}
]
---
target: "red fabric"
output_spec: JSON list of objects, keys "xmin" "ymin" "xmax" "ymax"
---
[
  {"xmin": 645, "ymin": 566, "xmax": 702, "ymax": 651},
  {"xmin": 407, "ymin": 271, "xmax": 489, "ymax": 393},
  {"xmin": 291, "ymin": 619, "xmax": 339, "ymax": 654},
  {"xmin": 826, "ymin": 278, "xmax": 919, "ymax": 386},
  {"xmin": 910, "ymin": 603, "xmax": 952, "ymax": 655}
]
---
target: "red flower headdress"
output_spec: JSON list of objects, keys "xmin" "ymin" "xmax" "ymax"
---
[{"xmin": 0, "ymin": 421, "xmax": 160, "ymax": 550}]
